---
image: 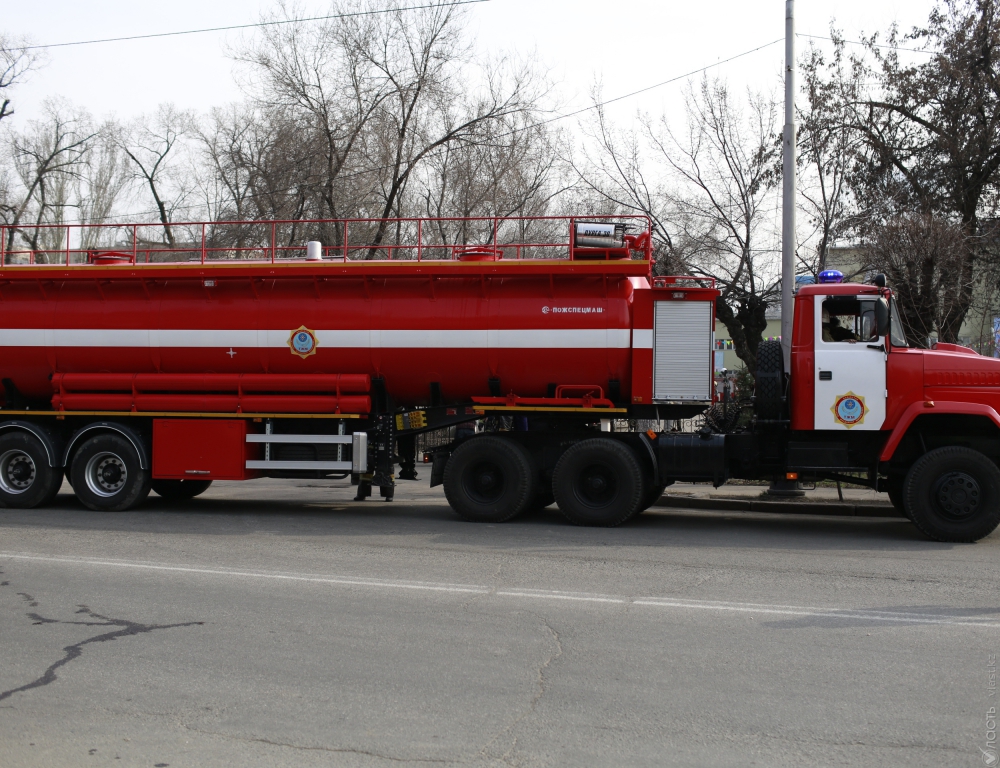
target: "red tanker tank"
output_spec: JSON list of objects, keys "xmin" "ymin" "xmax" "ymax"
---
[{"xmin": 0, "ymin": 216, "xmax": 675, "ymax": 413}]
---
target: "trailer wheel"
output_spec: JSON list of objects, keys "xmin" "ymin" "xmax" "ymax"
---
[
  {"xmin": 70, "ymin": 434, "xmax": 151, "ymax": 512},
  {"xmin": 0, "ymin": 432, "xmax": 61, "ymax": 509},
  {"xmin": 151, "ymin": 479, "xmax": 213, "ymax": 501},
  {"xmin": 553, "ymin": 438, "xmax": 646, "ymax": 526},
  {"xmin": 903, "ymin": 447, "xmax": 1000, "ymax": 542},
  {"xmin": 443, "ymin": 436, "xmax": 535, "ymax": 523},
  {"xmin": 755, "ymin": 339, "xmax": 784, "ymax": 420}
]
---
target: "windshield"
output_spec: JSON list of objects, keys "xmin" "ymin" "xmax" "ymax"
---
[{"xmin": 889, "ymin": 298, "xmax": 908, "ymax": 348}]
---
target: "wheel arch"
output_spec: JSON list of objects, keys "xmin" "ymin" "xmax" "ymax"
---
[
  {"xmin": 615, "ymin": 432, "xmax": 659, "ymax": 487},
  {"xmin": 63, "ymin": 422, "xmax": 150, "ymax": 470},
  {"xmin": 0, "ymin": 421, "xmax": 63, "ymax": 468},
  {"xmin": 880, "ymin": 402, "xmax": 1000, "ymax": 464}
]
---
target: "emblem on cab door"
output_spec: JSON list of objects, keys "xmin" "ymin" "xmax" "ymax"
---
[
  {"xmin": 831, "ymin": 391, "xmax": 867, "ymax": 428},
  {"xmin": 288, "ymin": 326, "xmax": 318, "ymax": 359}
]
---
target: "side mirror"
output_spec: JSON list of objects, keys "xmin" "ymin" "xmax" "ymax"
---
[
  {"xmin": 873, "ymin": 273, "xmax": 886, "ymax": 288},
  {"xmin": 875, "ymin": 297, "xmax": 890, "ymax": 338}
]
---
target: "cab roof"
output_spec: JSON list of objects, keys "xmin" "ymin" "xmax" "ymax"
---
[{"xmin": 797, "ymin": 283, "xmax": 885, "ymax": 297}]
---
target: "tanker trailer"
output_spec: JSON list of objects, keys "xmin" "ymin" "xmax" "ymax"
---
[{"xmin": 0, "ymin": 215, "xmax": 718, "ymax": 525}]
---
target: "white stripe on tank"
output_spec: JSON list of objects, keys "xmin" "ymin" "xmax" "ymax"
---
[{"xmin": 0, "ymin": 327, "xmax": 632, "ymax": 350}]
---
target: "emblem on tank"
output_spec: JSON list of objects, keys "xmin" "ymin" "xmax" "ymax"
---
[
  {"xmin": 288, "ymin": 326, "xmax": 319, "ymax": 359},
  {"xmin": 831, "ymin": 391, "xmax": 867, "ymax": 428}
]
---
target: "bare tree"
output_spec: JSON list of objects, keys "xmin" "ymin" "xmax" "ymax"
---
[
  {"xmin": 223, "ymin": 0, "xmax": 550, "ymax": 256},
  {"xmin": 417, "ymin": 105, "xmax": 567, "ymax": 247},
  {"xmin": 574, "ymin": 77, "xmax": 781, "ymax": 372},
  {"xmin": 320, "ymin": 2, "xmax": 540, "ymax": 255},
  {"xmin": 569, "ymin": 92, "xmax": 683, "ymax": 273},
  {"xmin": 653, "ymin": 78, "xmax": 782, "ymax": 373},
  {"xmin": 117, "ymin": 104, "xmax": 195, "ymax": 246},
  {"xmin": 234, "ymin": 2, "xmax": 389, "ymax": 232},
  {"xmin": 0, "ymin": 34, "xmax": 41, "ymax": 124},
  {"xmin": 76, "ymin": 123, "xmax": 129, "ymax": 246},
  {"xmin": 864, "ymin": 213, "xmax": 974, "ymax": 346},
  {"xmin": 838, "ymin": 0, "xmax": 1000, "ymax": 340},
  {"xmin": 797, "ymin": 37, "xmax": 862, "ymax": 276},
  {"xmin": 1, "ymin": 100, "xmax": 93, "ymax": 259}
]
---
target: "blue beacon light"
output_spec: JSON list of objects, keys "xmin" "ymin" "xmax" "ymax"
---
[{"xmin": 818, "ymin": 269, "xmax": 844, "ymax": 284}]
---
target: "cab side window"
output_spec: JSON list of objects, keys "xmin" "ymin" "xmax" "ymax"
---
[{"xmin": 821, "ymin": 299, "xmax": 878, "ymax": 344}]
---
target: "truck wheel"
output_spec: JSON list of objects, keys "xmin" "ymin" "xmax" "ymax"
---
[
  {"xmin": 553, "ymin": 438, "xmax": 646, "ymax": 526},
  {"xmin": 885, "ymin": 475, "xmax": 909, "ymax": 519},
  {"xmin": 0, "ymin": 432, "xmax": 61, "ymax": 509},
  {"xmin": 639, "ymin": 483, "xmax": 666, "ymax": 513},
  {"xmin": 71, "ymin": 434, "xmax": 151, "ymax": 512},
  {"xmin": 903, "ymin": 447, "xmax": 1000, "ymax": 542},
  {"xmin": 755, "ymin": 339, "xmax": 784, "ymax": 420},
  {"xmin": 151, "ymin": 479, "xmax": 213, "ymax": 501},
  {"xmin": 527, "ymin": 487, "xmax": 556, "ymax": 512},
  {"xmin": 443, "ymin": 436, "xmax": 535, "ymax": 523}
]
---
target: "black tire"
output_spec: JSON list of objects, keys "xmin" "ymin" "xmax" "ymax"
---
[
  {"xmin": 755, "ymin": 339, "xmax": 784, "ymax": 420},
  {"xmin": 885, "ymin": 475, "xmax": 908, "ymax": 519},
  {"xmin": 639, "ymin": 483, "xmax": 667, "ymax": 513},
  {"xmin": 70, "ymin": 434, "xmax": 151, "ymax": 512},
  {"xmin": 443, "ymin": 436, "xmax": 535, "ymax": 523},
  {"xmin": 903, "ymin": 447, "xmax": 1000, "ymax": 542},
  {"xmin": 151, "ymin": 479, "xmax": 213, "ymax": 501},
  {"xmin": 553, "ymin": 438, "xmax": 647, "ymax": 526},
  {"xmin": 0, "ymin": 432, "xmax": 61, "ymax": 509},
  {"xmin": 704, "ymin": 403, "xmax": 742, "ymax": 434},
  {"xmin": 526, "ymin": 486, "xmax": 556, "ymax": 512}
]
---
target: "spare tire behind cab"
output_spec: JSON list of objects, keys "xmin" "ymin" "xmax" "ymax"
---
[{"xmin": 754, "ymin": 339, "xmax": 784, "ymax": 420}]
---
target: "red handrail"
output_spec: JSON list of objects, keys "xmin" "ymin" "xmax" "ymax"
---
[{"xmin": 0, "ymin": 214, "xmax": 655, "ymax": 267}]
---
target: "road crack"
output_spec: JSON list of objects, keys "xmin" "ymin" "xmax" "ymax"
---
[
  {"xmin": 0, "ymin": 597, "xmax": 203, "ymax": 703},
  {"xmin": 480, "ymin": 613, "xmax": 563, "ymax": 766}
]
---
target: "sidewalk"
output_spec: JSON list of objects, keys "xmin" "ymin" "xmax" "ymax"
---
[{"xmin": 656, "ymin": 482, "xmax": 902, "ymax": 518}]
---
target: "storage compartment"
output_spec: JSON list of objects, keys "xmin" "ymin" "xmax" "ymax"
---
[
  {"xmin": 653, "ymin": 300, "xmax": 713, "ymax": 401},
  {"xmin": 153, "ymin": 419, "xmax": 258, "ymax": 480}
]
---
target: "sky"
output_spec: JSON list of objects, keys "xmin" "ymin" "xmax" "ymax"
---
[{"xmin": 5, "ymin": 0, "xmax": 938, "ymax": 131}]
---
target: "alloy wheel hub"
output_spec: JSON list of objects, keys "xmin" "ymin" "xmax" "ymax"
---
[{"xmin": 0, "ymin": 450, "xmax": 36, "ymax": 494}]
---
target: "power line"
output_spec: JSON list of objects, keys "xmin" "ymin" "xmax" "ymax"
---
[
  {"xmin": 797, "ymin": 32, "xmax": 936, "ymax": 55},
  {"xmin": 23, "ymin": 0, "xmax": 490, "ymax": 51},
  {"xmin": 527, "ymin": 37, "xmax": 783, "ymax": 131}
]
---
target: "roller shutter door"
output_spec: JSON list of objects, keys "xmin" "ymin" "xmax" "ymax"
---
[{"xmin": 653, "ymin": 301, "xmax": 712, "ymax": 401}]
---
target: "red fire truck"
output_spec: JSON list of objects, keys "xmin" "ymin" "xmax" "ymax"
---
[{"xmin": 0, "ymin": 215, "xmax": 997, "ymax": 542}]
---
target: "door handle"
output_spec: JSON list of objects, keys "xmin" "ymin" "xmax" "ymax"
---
[{"xmin": 819, "ymin": 371, "xmax": 832, "ymax": 381}]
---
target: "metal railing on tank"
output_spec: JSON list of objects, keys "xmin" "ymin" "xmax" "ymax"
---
[{"xmin": 0, "ymin": 215, "xmax": 654, "ymax": 267}]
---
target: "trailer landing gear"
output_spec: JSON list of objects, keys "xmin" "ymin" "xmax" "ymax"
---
[{"xmin": 353, "ymin": 477, "xmax": 394, "ymax": 502}]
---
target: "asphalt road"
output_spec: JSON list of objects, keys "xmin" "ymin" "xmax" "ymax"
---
[{"xmin": 1, "ymin": 479, "xmax": 998, "ymax": 767}]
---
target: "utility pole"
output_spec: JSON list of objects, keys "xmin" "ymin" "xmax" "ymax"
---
[
  {"xmin": 769, "ymin": 0, "xmax": 804, "ymax": 498},
  {"xmin": 780, "ymin": 0, "xmax": 796, "ymax": 371}
]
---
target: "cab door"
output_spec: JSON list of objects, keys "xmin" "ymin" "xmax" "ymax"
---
[{"xmin": 813, "ymin": 295, "xmax": 887, "ymax": 431}]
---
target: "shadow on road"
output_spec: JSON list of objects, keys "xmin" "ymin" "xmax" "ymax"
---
[{"xmin": 0, "ymin": 482, "xmax": 958, "ymax": 555}]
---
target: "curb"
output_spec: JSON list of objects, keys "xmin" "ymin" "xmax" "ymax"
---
[{"xmin": 654, "ymin": 495, "xmax": 904, "ymax": 518}]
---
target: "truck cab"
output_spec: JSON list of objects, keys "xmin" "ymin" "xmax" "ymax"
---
[{"xmin": 761, "ymin": 280, "xmax": 1000, "ymax": 542}]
